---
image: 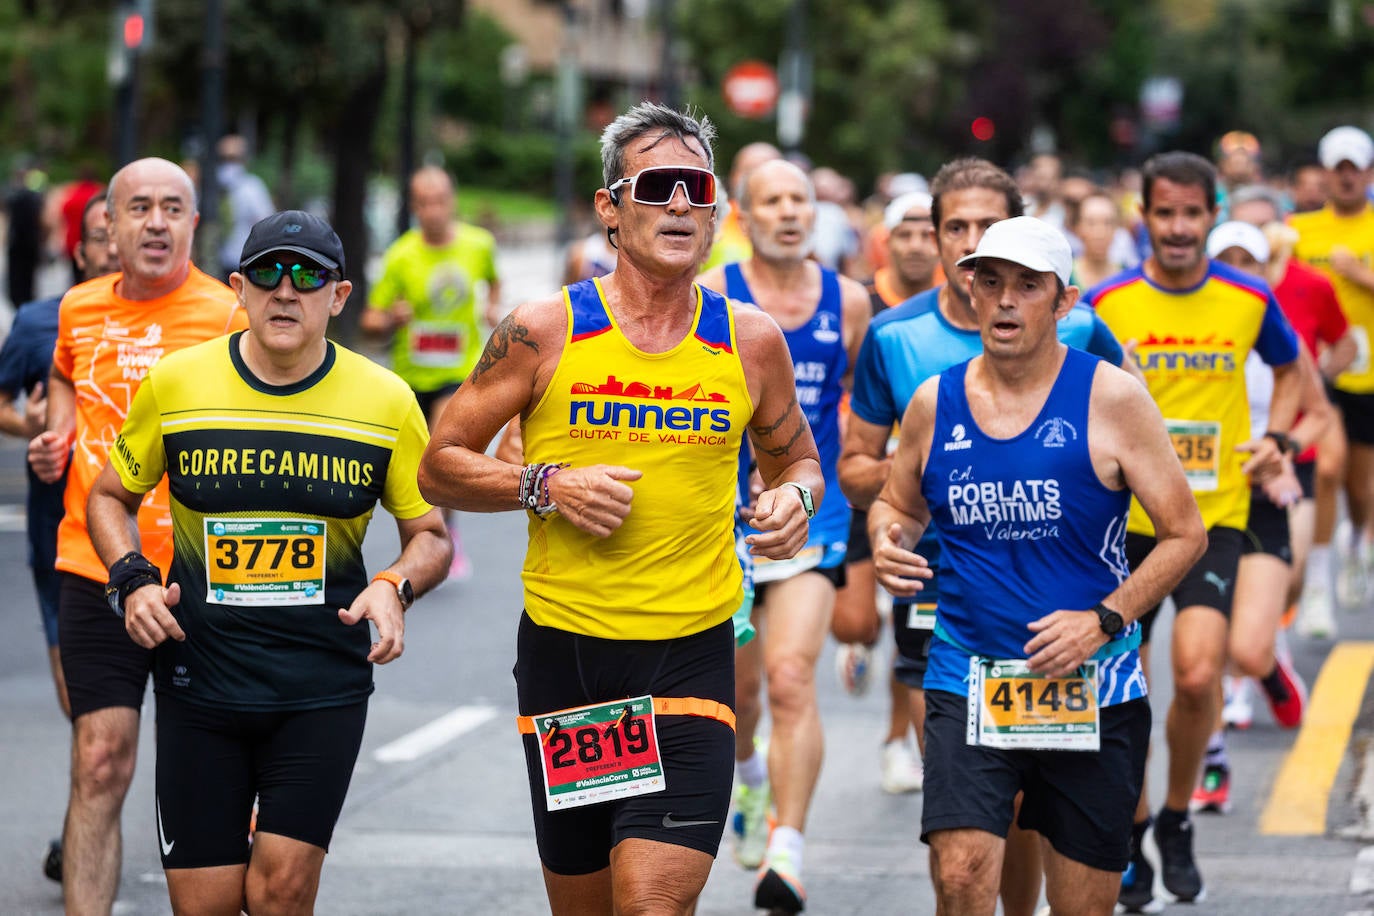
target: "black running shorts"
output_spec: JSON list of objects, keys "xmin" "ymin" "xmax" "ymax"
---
[
  {"xmin": 1242, "ymin": 485, "xmax": 1293, "ymax": 563},
  {"xmin": 154, "ymin": 693, "xmax": 367, "ymax": 868},
  {"xmin": 845, "ymin": 508, "xmax": 872, "ymax": 564},
  {"xmin": 1127, "ymin": 526, "xmax": 1244, "ymax": 644},
  {"xmin": 1331, "ymin": 388, "xmax": 1374, "ymax": 446},
  {"xmin": 514, "ymin": 612, "xmax": 735, "ymax": 875},
  {"xmin": 921, "ymin": 689, "xmax": 1150, "ymax": 873},
  {"xmin": 58, "ymin": 572, "xmax": 154, "ymax": 718}
]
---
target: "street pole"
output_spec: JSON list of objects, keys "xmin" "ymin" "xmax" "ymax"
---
[
  {"xmin": 197, "ymin": 0, "xmax": 225, "ymax": 270},
  {"xmin": 658, "ymin": 0, "xmax": 679, "ymax": 109},
  {"xmin": 554, "ymin": 1, "xmax": 581, "ymax": 252},
  {"xmin": 397, "ymin": 21, "xmax": 417, "ymax": 239},
  {"xmin": 777, "ymin": 0, "xmax": 810, "ymax": 155}
]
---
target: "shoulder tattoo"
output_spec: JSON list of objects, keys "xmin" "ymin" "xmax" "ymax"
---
[{"xmin": 470, "ymin": 314, "xmax": 540, "ymax": 382}]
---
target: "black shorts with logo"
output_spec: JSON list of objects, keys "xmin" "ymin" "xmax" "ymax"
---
[
  {"xmin": 921, "ymin": 689, "xmax": 1150, "ymax": 872},
  {"xmin": 154, "ymin": 693, "xmax": 367, "ymax": 868},
  {"xmin": 514, "ymin": 612, "xmax": 735, "ymax": 875},
  {"xmin": 845, "ymin": 508, "xmax": 872, "ymax": 564},
  {"xmin": 1127, "ymin": 526, "xmax": 1244, "ymax": 644}
]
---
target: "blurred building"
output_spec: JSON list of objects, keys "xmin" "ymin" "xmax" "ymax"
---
[{"xmin": 472, "ymin": 0, "xmax": 670, "ymax": 128}]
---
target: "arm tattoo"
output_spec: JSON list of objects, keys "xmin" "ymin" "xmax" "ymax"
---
[
  {"xmin": 470, "ymin": 315, "xmax": 539, "ymax": 382},
  {"xmin": 750, "ymin": 394, "xmax": 798, "ymax": 437},
  {"xmin": 751, "ymin": 395, "xmax": 806, "ymax": 459}
]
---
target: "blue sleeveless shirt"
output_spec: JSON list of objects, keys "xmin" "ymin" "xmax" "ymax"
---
[
  {"xmin": 920, "ymin": 347, "xmax": 1145, "ymax": 706},
  {"xmin": 726, "ymin": 262, "xmax": 848, "ymax": 565}
]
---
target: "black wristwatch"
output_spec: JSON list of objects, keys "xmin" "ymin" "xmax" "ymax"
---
[
  {"xmin": 1265, "ymin": 430, "xmax": 1300, "ymax": 456},
  {"xmin": 1093, "ymin": 602, "xmax": 1124, "ymax": 637}
]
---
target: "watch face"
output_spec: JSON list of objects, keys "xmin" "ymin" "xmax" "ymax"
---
[{"xmin": 399, "ymin": 578, "xmax": 415, "ymax": 607}]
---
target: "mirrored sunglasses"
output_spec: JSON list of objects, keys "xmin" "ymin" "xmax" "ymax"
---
[
  {"xmin": 608, "ymin": 166, "xmax": 717, "ymax": 207},
  {"xmin": 242, "ymin": 259, "xmax": 339, "ymax": 292}
]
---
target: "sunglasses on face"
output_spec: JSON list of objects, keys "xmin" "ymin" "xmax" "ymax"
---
[
  {"xmin": 608, "ymin": 166, "xmax": 717, "ymax": 208},
  {"xmin": 242, "ymin": 259, "xmax": 339, "ymax": 292}
]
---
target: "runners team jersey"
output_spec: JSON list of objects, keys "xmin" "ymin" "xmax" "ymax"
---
[
  {"xmin": 1087, "ymin": 262, "xmax": 1299, "ymax": 534},
  {"xmin": 725, "ymin": 262, "xmax": 848, "ymax": 566},
  {"xmin": 521, "ymin": 279, "xmax": 752, "ymax": 640},
  {"xmin": 849, "ymin": 285, "xmax": 1126, "ymax": 608},
  {"xmin": 921, "ymin": 348, "xmax": 1143, "ymax": 706},
  {"xmin": 369, "ymin": 224, "xmax": 498, "ymax": 393},
  {"xmin": 1290, "ymin": 205, "xmax": 1374, "ymax": 392},
  {"xmin": 109, "ymin": 332, "xmax": 432, "ymax": 711},
  {"xmin": 53, "ymin": 267, "xmax": 245, "ymax": 583}
]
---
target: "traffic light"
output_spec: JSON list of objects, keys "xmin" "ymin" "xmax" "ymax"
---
[
  {"xmin": 971, "ymin": 117, "xmax": 996, "ymax": 142},
  {"xmin": 122, "ymin": 11, "xmax": 145, "ymax": 51}
]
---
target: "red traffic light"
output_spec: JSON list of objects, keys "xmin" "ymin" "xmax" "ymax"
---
[
  {"xmin": 971, "ymin": 117, "xmax": 995, "ymax": 142},
  {"xmin": 123, "ymin": 13, "xmax": 144, "ymax": 49}
]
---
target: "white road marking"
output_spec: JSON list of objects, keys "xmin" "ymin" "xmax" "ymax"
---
[
  {"xmin": 372, "ymin": 705, "xmax": 498, "ymax": 763},
  {"xmin": 1350, "ymin": 846, "xmax": 1374, "ymax": 895}
]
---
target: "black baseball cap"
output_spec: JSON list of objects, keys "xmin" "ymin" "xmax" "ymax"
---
[{"xmin": 239, "ymin": 210, "xmax": 346, "ymax": 273}]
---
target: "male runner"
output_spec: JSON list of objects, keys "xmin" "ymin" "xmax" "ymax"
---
[
  {"xmin": 0, "ymin": 190, "xmax": 117, "ymax": 883},
  {"xmin": 86, "ymin": 210, "xmax": 449, "ymax": 915},
  {"xmin": 363, "ymin": 166, "xmax": 502, "ymax": 579},
  {"xmin": 27, "ymin": 158, "xmax": 247, "ymax": 914},
  {"xmin": 1290, "ymin": 126, "xmax": 1374, "ymax": 607},
  {"xmin": 417, "ymin": 102, "xmax": 820, "ymax": 916},
  {"xmin": 840, "ymin": 157, "xmax": 1130, "ymax": 916},
  {"xmin": 1088, "ymin": 151, "xmax": 1302, "ymax": 909},
  {"xmin": 871, "ymin": 215, "xmax": 1206, "ymax": 916},
  {"xmin": 698, "ymin": 158, "xmax": 870, "ymax": 913}
]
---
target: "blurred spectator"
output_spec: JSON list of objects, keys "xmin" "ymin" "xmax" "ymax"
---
[
  {"xmin": 6, "ymin": 163, "xmax": 47, "ymax": 308},
  {"xmin": 1216, "ymin": 130, "xmax": 1263, "ymax": 218},
  {"xmin": 1290, "ymin": 159, "xmax": 1328, "ymax": 214},
  {"xmin": 1022, "ymin": 152, "xmax": 1066, "ymax": 228},
  {"xmin": 57, "ymin": 166, "xmax": 102, "ymax": 285},
  {"xmin": 215, "ymin": 134, "xmax": 275, "ymax": 280},
  {"xmin": 811, "ymin": 165, "xmax": 862, "ymax": 275},
  {"xmin": 1068, "ymin": 189, "xmax": 1127, "ymax": 289}
]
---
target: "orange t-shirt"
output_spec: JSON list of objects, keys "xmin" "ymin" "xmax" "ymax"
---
[{"xmin": 53, "ymin": 266, "xmax": 246, "ymax": 583}]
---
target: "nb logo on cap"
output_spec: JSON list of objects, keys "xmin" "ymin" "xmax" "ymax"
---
[{"xmin": 285, "ymin": 224, "xmax": 302, "ymax": 233}]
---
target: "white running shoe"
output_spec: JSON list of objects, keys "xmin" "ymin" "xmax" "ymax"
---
[
  {"xmin": 1221, "ymin": 676, "xmax": 1253, "ymax": 730},
  {"xmin": 880, "ymin": 739, "xmax": 924, "ymax": 794},
  {"xmin": 835, "ymin": 642, "xmax": 873, "ymax": 697},
  {"xmin": 1297, "ymin": 578, "xmax": 1337, "ymax": 639}
]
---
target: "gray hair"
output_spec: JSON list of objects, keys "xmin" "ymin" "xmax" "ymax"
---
[
  {"xmin": 1229, "ymin": 183, "xmax": 1285, "ymax": 220},
  {"xmin": 600, "ymin": 101, "xmax": 717, "ymax": 188}
]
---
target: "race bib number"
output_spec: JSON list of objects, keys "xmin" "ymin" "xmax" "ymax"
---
[
  {"xmin": 1165, "ymin": 419, "xmax": 1220, "ymax": 492},
  {"xmin": 752, "ymin": 545, "xmax": 823, "ymax": 584},
  {"xmin": 535, "ymin": 695, "xmax": 665, "ymax": 811},
  {"xmin": 409, "ymin": 321, "xmax": 465, "ymax": 368},
  {"xmin": 968, "ymin": 658, "xmax": 1100, "ymax": 751},
  {"xmin": 906, "ymin": 602, "xmax": 936, "ymax": 631},
  {"xmin": 204, "ymin": 518, "xmax": 326, "ymax": 606}
]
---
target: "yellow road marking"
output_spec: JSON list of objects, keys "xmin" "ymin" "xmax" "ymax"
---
[{"xmin": 1260, "ymin": 641, "xmax": 1374, "ymax": 835}]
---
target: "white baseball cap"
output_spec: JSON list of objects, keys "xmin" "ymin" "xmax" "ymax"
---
[
  {"xmin": 1318, "ymin": 126, "xmax": 1374, "ymax": 170},
  {"xmin": 883, "ymin": 191, "xmax": 933, "ymax": 231},
  {"xmin": 1207, "ymin": 220, "xmax": 1270, "ymax": 264},
  {"xmin": 956, "ymin": 216, "xmax": 1073, "ymax": 286}
]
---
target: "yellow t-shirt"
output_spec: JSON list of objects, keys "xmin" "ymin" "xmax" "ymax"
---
[
  {"xmin": 1089, "ymin": 261, "xmax": 1299, "ymax": 534},
  {"xmin": 109, "ymin": 333, "xmax": 432, "ymax": 710},
  {"xmin": 521, "ymin": 279, "xmax": 752, "ymax": 640},
  {"xmin": 1290, "ymin": 205, "xmax": 1374, "ymax": 392}
]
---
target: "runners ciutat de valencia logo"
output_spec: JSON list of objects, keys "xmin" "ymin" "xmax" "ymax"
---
[{"xmin": 569, "ymin": 374, "xmax": 732, "ymax": 445}]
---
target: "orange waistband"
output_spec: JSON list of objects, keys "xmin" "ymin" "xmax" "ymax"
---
[{"xmin": 516, "ymin": 696, "xmax": 736, "ymax": 734}]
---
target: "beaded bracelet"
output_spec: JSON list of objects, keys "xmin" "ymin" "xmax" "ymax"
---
[
  {"xmin": 519, "ymin": 462, "xmax": 546, "ymax": 510},
  {"xmin": 534, "ymin": 463, "xmax": 570, "ymax": 517}
]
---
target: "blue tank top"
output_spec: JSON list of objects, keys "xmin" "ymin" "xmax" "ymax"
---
[
  {"xmin": 726, "ymin": 262, "xmax": 848, "ymax": 564},
  {"xmin": 921, "ymin": 347, "xmax": 1145, "ymax": 706}
]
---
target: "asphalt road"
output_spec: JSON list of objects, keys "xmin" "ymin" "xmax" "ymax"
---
[{"xmin": 3, "ymin": 244, "xmax": 1374, "ymax": 914}]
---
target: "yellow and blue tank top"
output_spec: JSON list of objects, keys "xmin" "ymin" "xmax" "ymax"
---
[
  {"xmin": 1086, "ymin": 262, "xmax": 1299, "ymax": 534},
  {"xmin": 921, "ymin": 348, "xmax": 1143, "ymax": 706},
  {"xmin": 520, "ymin": 278, "xmax": 753, "ymax": 640},
  {"xmin": 725, "ymin": 262, "xmax": 848, "ymax": 565}
]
